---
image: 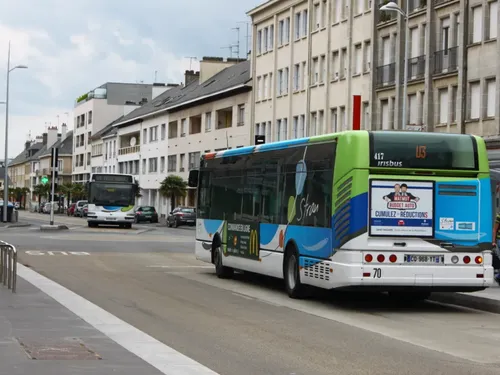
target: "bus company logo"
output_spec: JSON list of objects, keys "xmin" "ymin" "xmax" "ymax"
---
[
  {"xmin": 249, "ymin": 229, "xmax": 259, "ymax": 256},
  {"xmin": 398, "ymin": 220, "xmax": 405, "ymax": 226}
]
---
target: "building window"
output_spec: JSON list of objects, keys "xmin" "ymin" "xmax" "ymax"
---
[
  {"xmin": 167, "ymin": 155, "xmax": 177, "ymax": 172},
  {"xmin": 437, "ymin": 88, "xmax": 448, "ymax": 124},
  {"xmin": 278, "ymin": 19, "xmax": 285, "ymax": 45},
  {"xmin": 257, "ymin": 30, "xmax": 262, "ymax": 54},
  {"xmin": 312, "ymin": 57, "xmax": 319, "ymax": 84},
  {"xmin": 331, "ymin": 51, "xmax": 339, "ymax": 80},
  {"xmin": 302, "ymin": 10, "xmax": 308, "ymax": 36},
  {"xmin": 143, "ymin": 129, "xmax": 147, "ymax": 144},
  {"xmin": 284, "ymin": 17, "xmax": 290, "ymax": 43},
  {"xmin": 179, "ymin": 154, "xmax": 185, "ymax": 172},
  {"xmin": 353, "ymin": 44, "xmax": 362, "ymax": 75},
  {"xmin": 340, "ymin": 48, "xmax": 347, "ymax": 79},
  {"xmin": 313, "ymin": 3, "xmax": 320, "ymax": 30},
  {"xmin": 188, "ymin": 152, "xmax": 201, "ymax": 170},
  {"xmin": 161, "ymin": 123, "xmax": 166, "ymax": 140},
  {"xmin": 88, "ymin": 110, "xmax": 92, "ymax": 124},
  {"xmin": 469, "ymin": 81, "xmax": 480, "ymax": 119},
  {"xmin": 257, "ymin": 76, "xmax": 262, "ymax": 100},
  {"xmin": 205, "ymin": 112, "xmax": 212, "ymax": 131},
  {"xmin": 263, "ymin": 27, "xmax": 268, "ymax": 52},
  {"xmin": 293, "ymin": 63, "xmax": 300, "ymax": 91},
  {"xmin": 472, "ymin": 6, "xmax": 483, "ymax": 43},
  {"xmin": 263, "ymin": 74, "xmax": 268, "ymax": 99},
  {"xmin": 310, "ymin": 112, "xmax": 318, "ymax": 136},
  {"xmin": 486, "ymin": 78, "xmax": 496, "ymax": 118},
  {"xmin": 331, "ymin": 108, "xmax": 338, "ymax": 132},
  {"xmin": 237, "ymin": 104, "xmax": 245, "ymax": 126},
  {"xmin": 292, "ymin": 116, "xmax": 299, "ymax": 139},
  {"xmin": 408, "ymin": 93, "xmax": 418, "ymax": 125},
  {"xmin": 451, "ymin": 86, "xmax": 458, "ymax": 123},
  {"xmin": 276, "ymin": 119, "xmax": 282, "ymax": 141},
  {"xmin": 489, "ymin": 1, "xmax": 498, "ymax": 40},
  {"xmin": 294, "ymin": 12, "xmax": 301, "ymax": 40},
  {"xmin": 333, "ymin": 0, "xmax": 341, "ymax": 23},
  {"xmin": 160, "ymin": 156, "xmax": 165, "ymax": 173},
  {"xmin": 319, "ymin": 55, "xmax": 326, "ymax": 83},
  {"xmin": 149, "ymin": 126, "xmax": 158, "ymax": 142},
  {"xmin": 181, "ymin": 119, "xmax": 187, "ymax": 136},
  {"xmin": 268, "ymin": 24, "xmax": 274, "ymax": 50},
  {"xmin": 148, "ymin": 157, "xmax": 157, "ymax": 173},
  {"xmin": 356, "ymin": 0, "xmax": 364, "ymax": 14},
  {"xmin": 363, "ymin": 41, "xmax": 371, "ymax": 72},
  {"xmin": 362, "ymin": 102, "xmax": 369, "ymax": 130}
]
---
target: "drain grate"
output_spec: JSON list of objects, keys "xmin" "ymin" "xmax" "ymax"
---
[{"xmin": 16, "ymin": 338, "xmax": 102, "ymax": 360}]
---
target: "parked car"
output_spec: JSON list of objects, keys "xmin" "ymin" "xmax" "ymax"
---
[
  {"xmin": 134, "ymin": 206, "xmax": 159, "ymax": 223},
  {"xmin": 42, "ymin": 202, "xmax": 59, "ymax": 214},
  {"xmin": 67, "ymin": 203, "xmax": 76, "ymax": 216},
  {"xmin": 167, "ymin": 207, "xmax": 196, "ymax": 227},
  {"xmin": 82, "ymin": 204, "xmax": 88, "ymax": 217},
  {"xmin": 74, "ymin": 200, "xmax": 88, "ymax": 217}
]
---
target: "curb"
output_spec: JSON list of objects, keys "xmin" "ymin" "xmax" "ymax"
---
[
  {"xmin": 40, "ymin": 224, "xmax": 69, "ymax": 231},
  {"xmin": 430, "ymin": 292, "xmax": 500, "ymax": 314},
  {"xmin": 6, "ymin": 223, "xmax": 31, "ymax": 228}
]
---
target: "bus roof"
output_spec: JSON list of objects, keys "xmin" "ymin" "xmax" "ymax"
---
[{"xmin": 203, "ymin": 130, "xmax": 486, "ymax": 160}]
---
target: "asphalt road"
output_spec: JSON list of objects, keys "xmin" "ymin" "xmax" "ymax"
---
[{"xmin": 4, "ymin": 212, "xmax": 500, "ymax": 374}]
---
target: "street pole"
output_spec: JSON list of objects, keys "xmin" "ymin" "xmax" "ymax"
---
[
  {"xmin": 401, "ymin": 0, "xmax": 409, "ymax": 131},
  {"xmin": 49, "ymin": 148, "xmax": 56, "ymax": 226},
  {"xmin": 3, "ymin": 42, "xmax": 10, "ymax": 222}
]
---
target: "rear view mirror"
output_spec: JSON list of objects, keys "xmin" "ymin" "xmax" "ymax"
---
[{"xmin": 188, "ymin": 169, "xmax": 199, "ymax": 188}]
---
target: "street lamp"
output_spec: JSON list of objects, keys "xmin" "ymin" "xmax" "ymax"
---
[
  {"xmin": 3, "ymin": 41, "xmax": 28, "ymax": 222},
  {"xmin": 380, "ymin": 1, "xmax": 409, "ymax": 131}
]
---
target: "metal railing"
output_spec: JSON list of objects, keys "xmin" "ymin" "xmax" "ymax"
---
[{"xmin": 0, "ymin": 241, "xmax": 17, "ymax": 293}]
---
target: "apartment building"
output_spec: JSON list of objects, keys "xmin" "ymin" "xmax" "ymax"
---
[
  {"xmin": 107, "ymin": 57, "xmax": 251, "ymax": 213},
  {"xmin": 91, "ymin": 121, "xmax": 118, "ymax": 175},
  {"xmin": 373, "ymin": 0, "xmax": 499, "ymax": 136},
  {"xmin": 72, "ymin": 82, "xmax": 171, "ymax": 183},
  {"xmin": 247, "ymin": 0, "xmax": 373, "ymax": 142},
  {"xmin": 8, "ymin": 126, "xmax": 63, "ymax": 208},
  {"xmin": 37, "ymin": 127, "xmax": 73, "ymax": 187}
]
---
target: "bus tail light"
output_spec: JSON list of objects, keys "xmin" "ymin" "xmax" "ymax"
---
[
  {"xmin": 364, "ymin": 254, "xmax": 373, "ymax": 263},
  {"xmin": 389, "ymin": 254, "xmax": 397, "ymax": 263},
  {"xmin": 475, "ymin": 256, "xmax": 483, "ymax": 264},
  {"xmin": 463, "ymin": 256, "xmax": 471, "ymax": 264},
  {"xmin": 377, "ymin": 254, "xmax": 385, "ymax": 263}
]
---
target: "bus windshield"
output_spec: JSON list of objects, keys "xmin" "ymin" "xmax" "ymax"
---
[
  {"xmin": 89, "ymin": 182, "xmax": 135, "ymax": 206},
  {"xmin": 369, "ymin": 132, "xmax": 478, "ymax": 170}
]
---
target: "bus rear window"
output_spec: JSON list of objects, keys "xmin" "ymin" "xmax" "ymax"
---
[{"xmin": 369, "ymin": 132, "xmax": 478, "ymax": 170}]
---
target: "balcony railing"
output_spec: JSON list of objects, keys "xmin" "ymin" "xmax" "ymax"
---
[
  {"xmin": 378, "ymin": 11, "xmax": 397, "ymax": 23},
  {"xmin": 376, "ymin": 62, "xmax": 396, "ymax": 87},
  {"xmin": 434, "ymin": 46, "xmax": 458, "ymax": 75},
  {"xmin": 407, "ymin": 55, "xmax": 426, "ymax": 80},
  {"xmin": 118, "ymin": 145, "xmax": 140, "ymax": 156}
]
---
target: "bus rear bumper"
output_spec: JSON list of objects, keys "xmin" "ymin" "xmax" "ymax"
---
[{"xmin": 301, "ymin": 253, "xmax": 495, "ymax": 293}]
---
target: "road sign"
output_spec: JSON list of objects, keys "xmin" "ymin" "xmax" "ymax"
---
[{"xmin": 41, "ymin": 176, "xmax": 49, "ymax": 185}]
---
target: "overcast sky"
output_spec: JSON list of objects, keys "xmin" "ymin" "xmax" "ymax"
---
[{"xmin": 0, "ymin": 0, "xmax": 260, "ymax": 158}]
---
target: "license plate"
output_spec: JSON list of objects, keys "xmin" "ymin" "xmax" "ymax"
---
[
  {"xmin": 106, "ymin": 217, "xmax": 117, "ymax": 221},
  {"xmin": 404, "ymin": 254, "xmax": 444, "ymax": 264},
  {"xmin": 186, "ymin": 219, "xmax": 194, "ymax": 222}
]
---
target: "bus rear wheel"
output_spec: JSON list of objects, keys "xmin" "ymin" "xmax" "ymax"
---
[
  {"xmin": 284, "ymin": 247, "xmax": 307, "ymax": 299},
  {"xmin": 214, "ymin": 245, "xmax": 233, "ymax": 279}
]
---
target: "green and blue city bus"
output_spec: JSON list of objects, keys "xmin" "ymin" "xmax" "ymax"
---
[{"xmin": 189, "ymin": 131, "xmax": 494, "ymax": 300}]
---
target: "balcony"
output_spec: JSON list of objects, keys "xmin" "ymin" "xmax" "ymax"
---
[
  {"xmin": 118, "ymin": 145, "xmax": 140, "ymax": 155},
  {"xmin": 434, "ymin": 0, "xmax": 453, "ymax": 6},
  {"xmin": 376, "ymin": 62, "xmax": 396, "ymax": 88},
  {"xmin": 407, "ymin": 55, "xmax": 426, "ymax": 81},
  {"xmin": 408, "ymin": 0, "xmax": 427, "ymax": 13},
  {"xmin": 433, "ymin": 46, "xmax": 458, "ymax": 75}
]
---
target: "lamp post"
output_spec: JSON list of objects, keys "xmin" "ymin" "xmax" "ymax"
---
[
  {"xmin": 380, "ymin": 1, "xmax": 409, "ymax": 131},
  {"xmin": 3, "ymin": 41, "xmax": 28, "ymax": 222}
]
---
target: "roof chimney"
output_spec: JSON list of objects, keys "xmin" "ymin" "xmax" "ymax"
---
[
  {"xmin": 25, "ymin": 140, "xmax": 31, "ymax": 150},
  {"xmin": 61, "ymin": 123, "xmax": 67, "ymax": 140},
  {"xmin": 184, "ymin": 70, "xmax": 200, "ymax": 86},
  {"xmin": 42, "ymin": 132, "xmax": 48, "ymax": 145},
  {"xmin": 199, "ymin": 56, "xmax": 238, "ymax": 85},
  {"xmin": 47, "ymin": 126, "xmax": 58, "ymax": 148}
]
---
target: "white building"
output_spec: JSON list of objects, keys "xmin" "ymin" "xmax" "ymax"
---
[
  {"xmin": 72, "ymin": 82, "xmax": 171, "ymax": 183},
  {"xmin": 107, "ymin": 57, "xmax": 251, "ymax": 214},
  {"xmin": 247, "ymin": 0, "xmax": 373, "ymax": 143}
]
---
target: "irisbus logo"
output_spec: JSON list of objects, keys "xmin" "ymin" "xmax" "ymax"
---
[{"xmin": 377, "ymin": 160, "xmax": 403, "ymax": 167}]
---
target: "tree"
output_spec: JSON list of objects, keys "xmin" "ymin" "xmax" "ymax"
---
[
  {"xmin": 71, "ymin": 183, "xmax": 87, "ymax": 200},
  {"xmin": 159, "ymin": 175, "xmax": 187, "ymax": 213},
  {"xmin": 32, "ymin": 184, "xmax": 50, "ymax": 211},
  {"xmin": 135, "ymin": 179, "xmax": 142, "ymax": 198},
  {"xmin": 20, "ymin": 187, "xmax": 30, "ymax": 209}
]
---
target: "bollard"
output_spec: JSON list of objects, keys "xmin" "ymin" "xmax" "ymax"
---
[{"xmin": 0, "ymin": 243, "xmax": 17, "ymax": 293}]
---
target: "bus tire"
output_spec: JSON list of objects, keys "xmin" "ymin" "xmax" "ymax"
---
[
  {"xmin": 214, "ymin": 245, "xmax": 233, "ymax": 279},
  {"xmin": 284, "ymin": 246, "xmax": 307, "ymax": 299}
]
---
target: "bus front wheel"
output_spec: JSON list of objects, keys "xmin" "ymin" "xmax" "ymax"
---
[
  {"xmin": 284, "ymin": 247, "xmax": 307, "ymax": 299},
  {"xmin": 214, "ymin": 245, "xmax": 233, "ymax": 279}
]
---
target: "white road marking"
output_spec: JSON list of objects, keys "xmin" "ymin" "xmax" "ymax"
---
[
  {"xmin": 147, "ymin": 265, "xmax": 213, "ymax": 268},
  {"xmin": 24, "ymin": 251, "xmax": 90, "ymax": 256},
  {"xmin": 17, "ymin": 264, "xmax": 219, "ymax": 375}
]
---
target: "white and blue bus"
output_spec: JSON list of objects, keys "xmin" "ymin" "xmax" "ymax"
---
[{"xmin": 86, "ymin": 173, "xmax": 138, "ymax": 228}]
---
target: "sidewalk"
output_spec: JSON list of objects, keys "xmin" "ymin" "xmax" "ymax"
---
[{"xmin": 0, "ymin": 278, "xmax": 164, "ymax": 375}]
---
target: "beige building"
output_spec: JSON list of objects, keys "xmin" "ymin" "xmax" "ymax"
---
[
  {"xmin": 247, "ymin": 0, "xmax": 373, "ymax": 142},
  {"xmin": 372, "ymin": 0, "xmax": 499, "ymax": 136}
]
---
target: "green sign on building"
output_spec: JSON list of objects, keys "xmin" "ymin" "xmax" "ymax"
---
[{"xmin": 41, "ymin": 176, "xmax": 49, "ymax": 185}]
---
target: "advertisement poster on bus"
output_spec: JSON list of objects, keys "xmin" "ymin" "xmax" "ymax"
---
[
  {"xmin": 226, "ymin": 221, "xmax": 260, "ymax": 260},
  {"xmin": 369, "ymin": 180, "xmax": 434, "ymax": 237}
]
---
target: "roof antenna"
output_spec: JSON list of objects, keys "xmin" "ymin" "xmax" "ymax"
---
[{"xmin": 184, "ymin": 57, "xmax": 198, "ymax": 70}]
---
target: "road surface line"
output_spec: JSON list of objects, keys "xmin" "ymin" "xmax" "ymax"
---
[
  {"xmin": 16, "ymin": 263, "xmax": 219, "ymax": 375},
  {"xmin": 147, "ymin": 265, "xmax": 213, "ymax": 268}
]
